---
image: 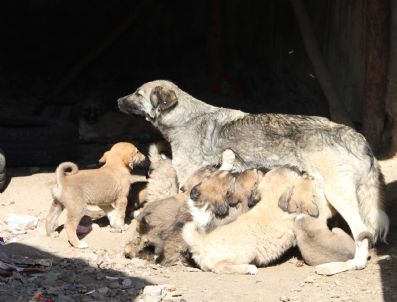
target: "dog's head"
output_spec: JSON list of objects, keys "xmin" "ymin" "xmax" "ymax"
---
[
  {"xmin": 226, "ymin": 168, "xmax": 265, "ymax": 208},
  {"xmin": 180, "ymin": 166, "xmax": 218, "ymax": 194},
  {"xmin": 117, "ymin": 80, "xmax": 178, "ymax": 124},
  {"xmin": 256, "ymin": 166, "xmax": 313, "ymax": 211},
  {"xmin": 99, "ymin": 142, "xmax": 145, "ymax": 169},
  {"xmin": 187, "ymin": 170, "xmax": 236, "ymax": 226}
]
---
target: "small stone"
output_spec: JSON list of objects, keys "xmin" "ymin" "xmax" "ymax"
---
[
  {"xmin": 122, "ymin": 278, "xmax": 133, "ymax": 288},
  {"xmin": 280, "ymin": 296, "xmax": 290, "ymax": 302},
  {"xmin": 97, "ymin": 287, "xmax": 110, "ymax": 295},
  {"xmin": 58, "ymin": 294, "xmax": 75, "ymax": 302},
  {"xmin": 109, "ymin": 281, "xmax": 120, "ymax": 289}
]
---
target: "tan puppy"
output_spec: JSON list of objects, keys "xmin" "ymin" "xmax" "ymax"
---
[
  {"xmin": 46, "ymin": 142, "xmax": 145, "ymax": 248},
  {"xmin": 294, "ymin": 214, "xmax": 355, "ymax": 266},
  {"xmin": 145, "ymin": 141, "xmax": 178, "ymax": 204},
  {"xmin": 183, "ymin": 166, "xmax": 308, "ymax": 274},
  {"xmin": 278, "ymin": 174, "xmax": 356, "ymax": 266}
]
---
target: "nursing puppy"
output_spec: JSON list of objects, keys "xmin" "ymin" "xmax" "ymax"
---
[
  {"xmin": 46, "ymin": 142, "xmax": 145, "ymax": 248},
  {"xmin": 118, "ymin": 80, "xmax": 389, "ymax": 274},
  {"xmin": 277, "ymin": 173, "xmax": 356, "ymax": 266},
  {"xmin": 125, "ymin": 152, "xmax": 260, "ymax": 264},
  {"xmin": 124, "ymin": 166, "xmax": 217, "ymax": 264},
  {"xmin": 145, "ymin": 141, "xmax": 178, "ymax": 204},
  {"xmin": 183, "ymin": 166, "xmax": 316, "ymax": 274}
]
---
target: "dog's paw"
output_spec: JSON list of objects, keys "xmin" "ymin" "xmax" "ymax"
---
[
  {"xmin": 49, "ymin": 232, "xmax": 59, "ymax": 238},
  {"xmin": 246, "ymin": 265, "xmax": 258, "ymax": 275},
  {"xmin": 76, "ymin": 241, "xmax": 89, "ymax": 249},
  {"xmin": 315, "ymin": 262, "xmax": 349, "ymax": 276},
  {"xmin": 110, "ymin": 224, "xmax": 127, "ymax": 233}
]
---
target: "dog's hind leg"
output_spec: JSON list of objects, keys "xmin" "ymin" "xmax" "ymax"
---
[
  {"xmin": 45, "ymin": 199, "xmax": 64, "ymax": 236},
  {"xmin": 65, "ymin": 202, "xmax": 87, "ymax": 248},
  {"xmin": 212, "ymin": 261, "xmax": 258, "ymax": 275},
  {"xmin": 315, "ymin": 182, "xmax": 371, "ymax": 275}
]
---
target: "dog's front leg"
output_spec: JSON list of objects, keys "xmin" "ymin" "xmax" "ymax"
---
[
  {"xmin": 212, "ymin": 261, "xmax": 258, "ymax": 275},
  {"xmin": 107, "ymin": 197, "xmax": 128, "ymax": 232}
]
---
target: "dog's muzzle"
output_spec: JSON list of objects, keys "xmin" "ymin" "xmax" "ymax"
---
[{"xmin": 117, "ymin": 97, "xmax": 145, "ymax": 117}]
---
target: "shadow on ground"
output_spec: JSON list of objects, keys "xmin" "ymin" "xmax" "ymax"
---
[
  {"xmin": 379, "ymin": 180, "xmax": 397, "ymax": 302},
  {"xmin": 0, "ymin": 243, "xmax": 153, "ymax": 302}
]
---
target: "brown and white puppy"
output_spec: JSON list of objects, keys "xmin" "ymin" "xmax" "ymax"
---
[
  {"xmin": 46, "ymin": 142, "xmax": 145, "ymax": 248},
  {"xmin": 183, "ymin": 166, "xmax": 311, "ymax": 274},
  {"xmin": 187, "ymin": 168, "xmax": 264, "ymax": 229},
  {"xmin": 126, "ymin": 166, "xmax": 263, "ymax": 265},
  {"xmin": 124, "ymin": 166, "xmax": 217, "ymax": 264}
]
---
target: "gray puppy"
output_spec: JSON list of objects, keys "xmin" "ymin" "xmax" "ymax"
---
[{"xmin": 118, "ymin": 80, "xmax": 389, "ymax": 275}]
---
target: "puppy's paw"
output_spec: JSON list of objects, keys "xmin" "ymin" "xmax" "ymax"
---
[
  {"xmin": 247, "ymin": 265, "xmax": 258, "ymax": 275},
  {"xmin": 49, "ymin": 232, "xmax": 60, "ymax": 238},
  {"xmin": 110, "ymin": 224, "xmax": 127, "ymax": 233},
  {"xmin": 76, "ymin": 241, "xmax": 89, "ymax": 249}
]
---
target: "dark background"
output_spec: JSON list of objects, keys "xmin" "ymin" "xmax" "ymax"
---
[{"xmin": 0, "ymin": 0, "xmax": 329, "ymax": 117}]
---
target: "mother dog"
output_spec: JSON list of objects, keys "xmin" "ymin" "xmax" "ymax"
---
[{"xmin": 118, "ymin": 80, "xmax": 389, "ymax": 275}]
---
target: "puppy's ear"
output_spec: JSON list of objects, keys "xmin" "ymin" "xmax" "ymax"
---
[
  {"xmin": 248, "ymin": 185, "xmax": 261, "ymax": 208},
  {"xmin": 226, "ymin": 177, "xmax": 238, "ymax": 206},
  {"xmin": 190, "ymin": 184, "xmax": 200, "ymax": 201},
  {"xmin": 99, "ymin": 151, "xmax": 110, "ymax": 163},
  {"xmin": 150, "ymin": 86, "xmax": 178, "ymax": 111},
  {"xmin": 278, "ymin": 186, "xmax": 294, "ymax": 212},
  {"xmin": 214, "ymin": 203, "xmax": 229, "ymax": 217}
]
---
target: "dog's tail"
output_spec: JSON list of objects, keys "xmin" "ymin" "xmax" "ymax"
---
[
  {"xmin": 52, "ymin": 162, "xmax": 79, "ymax": 199},
  {"xmin": 357, "ymin": 159, "xmax": 389, "ymax": 243},
  {"xmin": 182, "ymin": 221, "xmax": 205, "ymax": 249}
]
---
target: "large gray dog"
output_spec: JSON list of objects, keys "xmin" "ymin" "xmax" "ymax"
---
[{"xmin": 118, "ymin": 80, "xmax": 389, "ymax": 275}]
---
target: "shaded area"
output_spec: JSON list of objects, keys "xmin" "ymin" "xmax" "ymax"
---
[
  {"xmin": 0, "ymin": 243, "xmax": 153, "ymax": 302},
  {"xmin": 379, "ymin": 179, "xmax": 397, "ymax": 302}
]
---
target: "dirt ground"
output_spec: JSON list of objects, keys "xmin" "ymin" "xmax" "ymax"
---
[{"xmin": 1, "ymin": 150, "xmax": 397, "ymax": 302}]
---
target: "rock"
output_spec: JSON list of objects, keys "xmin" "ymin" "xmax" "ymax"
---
[
  {"xmin": 122, "ymin": 278, "xmax": 133, "ymax": 288},
  {"xmin": 43, "ymin": 271, "xmax": 60, "ymax": 285},
  {"xmin": 109, "ymin": 281, "xmax": 120, "ymax": 289},
  {"xmin": 280, "ymin": 296, "xmax": 290, "ymax": 302},
  {"xmin": 57, "ymin": 294, "xmax": 75, "ymax": 302},
  {"xmin": 142, "ymin": 285, "xmax": 167, "ymax": 302},
  {"xmin": 97, "ymin": 287, "xmax": 110, "ymax": 295}
]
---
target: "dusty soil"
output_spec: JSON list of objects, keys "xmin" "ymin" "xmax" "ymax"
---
[{"xmin": 1, "ymin": 153, "xmax": 397, "ymax": 302}]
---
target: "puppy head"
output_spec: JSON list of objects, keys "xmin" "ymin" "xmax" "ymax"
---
[
  {"xmin": 99, "ymin": 142, "xmax": 145, "ymax": 169},
  {"xmin": 180, "ymin": 166, "xmax": 218, "ymax": 193},
  {"xmin": 226, "ymin": 168, "xmax": 265, "ymax": 208},
  {"xmin": 188, "ymin": 170, "xmax": 235, "ymax": 221},
  {"xmin": 117, "ymin": 80, "xmax": 178, "ymax": 123},
  {"xmin": 257, "ymin": 166, "xmax": 305, "ymax": 209}
]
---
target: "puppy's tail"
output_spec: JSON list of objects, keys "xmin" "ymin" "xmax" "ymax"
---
[
  {"xmin": 357, "ymin": 159, "xmax": 389, "ymax": 243},
  {"xmin": 182, "ymin": 221, "xmax": 205, "ymax": 249},
  {"xmin": 53, "ymin": 162, "xmax": 79, "ymax": 199}
]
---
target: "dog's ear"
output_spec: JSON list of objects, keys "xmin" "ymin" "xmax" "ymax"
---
[
  {"xmin": 278, "ymin": 186, "xmax": 294, "ymax": 212},
  {"xmin": 150, "ymin": 86, "xmax": 178, "ymax": 111},
  {"xmin": 99, "ymin": 151, "xmax": 110, "ymax": 164},
  {"xmin": 248, "ymin": 183, "xmax": 261, "ymax": 208},
  {"xmin": 214, "ymin": 203, "xmax": 229, "ymax": 217},
  {"xmin": 226, "ymin": 177, "xmax": 239, "ymax": 206}
]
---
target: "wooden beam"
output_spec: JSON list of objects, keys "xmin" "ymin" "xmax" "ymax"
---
[
  {"xmin": 290, "ymin": 0, "xmax": 353, "ymax": 128},
  {"xmin": 362, "ymin": 0, "xmax": 388, "ymax": 155}
]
